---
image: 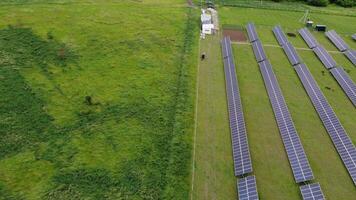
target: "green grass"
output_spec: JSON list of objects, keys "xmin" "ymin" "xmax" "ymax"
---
[
  {"xmin": 219, "ymin": 0, "xmax": 356, "ymax": 17},
  {"xmin": 192, "ymin": 34, "xmax": 236, "ymax": 200},
  {"xmin": 0, "ymin": 0, "xmax": 198, "ymax": 199},
  {"xmin": 194, "ymin": 5, "xmax": 356, "ymax": 200}
]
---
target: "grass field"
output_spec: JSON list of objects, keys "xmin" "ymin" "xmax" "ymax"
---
[
  {"xmin": 220, "ymin": 0, "xmax": 356, "ymax": 17},
  {"xmin": 193, "ymin": 6, "xmax": 356, "ymax": 200},
  {"xmin": 1, "ymin": 0, "xmax": 356, "ymax": 199},
  {"xmin": 0, "ymin": 0, "xmax": 199, "ymax": 199}
]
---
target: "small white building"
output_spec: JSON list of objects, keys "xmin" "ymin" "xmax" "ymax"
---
[
  {"xmin": 201, "ymin": 10, "xmax": 214, "ymax": 35},
  {"xmin": 201, "ymin": 13, "xmax": 212, "ymax": 24},
  {"xmin": 202, "ymin": 24, "xmax": 214, "ymax": 35}
]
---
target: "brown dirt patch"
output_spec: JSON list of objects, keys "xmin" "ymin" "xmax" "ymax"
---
[{"xmin": 223, "ymin": 29, "xmax": 247, "ymax": 42}]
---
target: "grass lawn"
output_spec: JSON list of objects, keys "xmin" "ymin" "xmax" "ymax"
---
[
  {"xmin": 192, "ymin": 34, "xmax": 236, "ymax": 200},
  {"xmin": 194, "ymin": 5, "xmax": 356, "ymax": 200},
  {"xmin": 0, "ymin": 0, "xmax": 199, "ymax": 199}
]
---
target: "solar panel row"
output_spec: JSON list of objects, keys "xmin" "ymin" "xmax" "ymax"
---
[
  {"xmin": 297, "ymin": 28, "xmax": 356, "ymax": 105},
  {"xmin": 282, "ymin": 42, "xmax": 301, "ymax": 66},
  {"xmin": 299, "ymin": 28, "xmax": 318, "ymax": 49},
  {"xmin": 344, "ymin": 50, "xmax": 356, "ymax": 66},
  {"xmin": 300, "ymin": 183, "xmax": 325, "ymax": 200},
  {"xmin": 275, "ymin": 26, "xmax": 356, "ymax": 185},
  {"xmin": 330, "ymin": 67, "xmax": 356, "ymax": 106},
  {"xmin": 272, "ymin": 28, "xmax": 328, "ymax": 199},
  {"xmin": 272, "ymin": 25, "xmax": 288, "ymax": 46},
  {"xmin": 247, "ymin": 24, "xmax": 315, "ymax": 184},
  {"xmin": 237, "ymin": 175, "xmax": 259, "ymax": 200},
  {"xmin": 259, "ymin": 60, "xmax": 314, "ymax": 183},
  {"xmin": 312, "ymin": 46, "xmax": 337, "ymax": 69},
  {"xmin": 221, "ymin": 37, "xmax": 253, "ymax": 176},
  {"xmin": 246, "ymin": 23, "xmax": 258, "ymax": 43},
  {"xmin": 294, "ymin": 63, "xmax": 356, "ymax": 185},
  {"xmin": 251, "ymin": 40, "xmax": 267, "ymax": 63},
  {"xmin": 325, "ymin": 30, "xmax": 349, "ymax": 52},
  {"xmin": 324, "ymin": 30, "xmax": 356, "ymax": 67}
]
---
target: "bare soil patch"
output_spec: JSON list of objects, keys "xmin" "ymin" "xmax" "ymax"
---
[{"xmin": 223, "ymin": 29, "xmax": 247, "ymax": 42}]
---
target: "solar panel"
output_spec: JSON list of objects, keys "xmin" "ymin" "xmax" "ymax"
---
[
  {"xmin": 237, "ymin": 176, "xmax": 259, "ymax": 200},
  {"xmin": 330, "ymin": 67, "xmax": 356, "ymax": 106},
  {"xmin": 259, "ymin": 60, "xmax": 314, "ymax": 183},
  {"xmin": 221, "ymin": 37, "xmax": 253, "ymax": 176},
  {"xmin": 300, "ymin": 183, "xmax": 325, "ymax": 200},
  {"xmin": 294, "ymin": 63, "xmax": 356, "ymax": 185},
  {"xmin": 246, "ymin": 23, "xmax": 258, "ymax": 43},
  {"xmin": 273, "ymin": 25, "xmax": 288, "ymax": 46},
  {"xmin": 299, "ymin": 28, "xmax": 319, "ymax": 49},
  {"xmin": 282, "ymin": 42, "xmax": 301, "ymax": 66},
  {"xmin": 325, "ymin": 30, "xmax": 349, "ymax": 52},
  {"xmin": 313, "ymin": 46, "xmax": 337, "ymax": 69},
  {"xmin": 344, "ymin": 50, "xmax": 356, "ymax": 66},
  {"xmin": 251, "ymin": 40, "xmax": 266, "ymax": 63}
]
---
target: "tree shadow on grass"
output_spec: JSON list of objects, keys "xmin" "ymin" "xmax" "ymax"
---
[{"xmin": 0, "ymin": 25, "xmax": 78, "ymax": 159}]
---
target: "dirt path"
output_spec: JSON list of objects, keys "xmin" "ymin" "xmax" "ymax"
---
[{"xmin": 231, "ymin": 41, "xmax": 344, "ymax": 54}]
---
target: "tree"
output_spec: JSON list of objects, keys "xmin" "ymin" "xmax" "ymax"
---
[
  {"xmin": 85, "ymin": 96, "xmax": 93, "ymax": 105},
  {"xmin": 336, "ymin": 0, "xmax": 355, "ymax": 7},
  {"xmin": 308, "ymin": 0, "xmax": 329, "ymax": 7}
]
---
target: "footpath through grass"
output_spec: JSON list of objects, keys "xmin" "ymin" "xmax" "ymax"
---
[
  {"xmin": 0, "ymin": 0, "xmax": 198, "ymax": 199},
  {"xmin": 192, "ymin": 34, "xmax": 236, "ymax": 200}
]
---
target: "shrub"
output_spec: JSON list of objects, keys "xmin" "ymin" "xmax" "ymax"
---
[
  {"xmin": 336, "ymin": 0, "xmax": 355, "ymax": 7},
  {"xmin": 308, "ymin": 0, "xmax": 329, "ymax": 6}
]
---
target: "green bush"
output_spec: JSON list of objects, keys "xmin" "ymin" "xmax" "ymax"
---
[
  {"xmin": 336, "ymin": 0, "xmax": 355, "ymax": 7},
  {"xmin": 308, "ymin": 0, "xmax": 329, "ymax": 6}
]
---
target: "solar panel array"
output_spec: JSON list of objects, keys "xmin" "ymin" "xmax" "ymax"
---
[
  {"xmin": 300, "ymin": 183, "xmax": 325, "ymax": 200},
  {"xmin": 272, "ymin": 26, "xmax": 301, "ymax": 66},
  {"xmin": 299, "ymin": 28, "xmax": 319, "ymax": 49},
  {"xmin": 251, "ymin": 40, "xmax": 267, "ymax": 62},
  {"xmin": 325, "ymin": 30, "xmax": 356, "ymax": 66},
  {"xmin": 345, "ymin": 50, "xmax": 356, "ymax": 66},
  {"xmin": 330, "ymin": 67, "xmax": 356, "ymax": 106},
  {"xmin": 312, "ymin": 46, "xmax": 337, "ymax": 69},
  {"xmin": 299, "ymin": 28, "xmax": 335, "ymax": 68},
  {"xmin": 325, "ymin": 30, "xmax": 349, "ymax": 52},
  {"xmin": 221, "ymin": 37, "xmax": 253, "ymax": 176},
  {"xmin": 294, "ymin": 63, "xmax": 356, "ymax": 185},
  {"xmin": 298, "ymin": 28, "xmax": 356, "ymax": 106},
  {"xmin": 272, "ymin": 25, "xmax": 288, "ymax": 46},
  {"xmin": 237, "ymin": 175, "xmax": 259, "ymax": 200},
  {"xmin": 275, "ymin": 25, "xmax": 356, "ymax": 185},
  {"xmin": 247, "ymin": 23, "xmax": 314, "ymax": 184},
  {"xmin": 246, "ymin": 23, "xmax": 258, "ymax": 43},
  {"xmin": 259, "ymin": 60, "xmax": 314, "ymax": 183},
  {"xmin": 282, "ymin": 42, "xmax": 301, "ymax": 66}
]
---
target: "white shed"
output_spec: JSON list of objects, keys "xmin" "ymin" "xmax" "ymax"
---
[
  {"xmin": 201, "ymin": 13, "xmax": 212, "ymax": 24},
  {"xmin": 202, "ymin": 24, "xmax": 214, "ymax": 35}
]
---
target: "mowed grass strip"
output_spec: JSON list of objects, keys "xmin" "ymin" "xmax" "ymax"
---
[{"xmin": 193, "ymin": 34, "xmax": 236, "ymax": 200}]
